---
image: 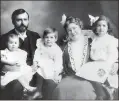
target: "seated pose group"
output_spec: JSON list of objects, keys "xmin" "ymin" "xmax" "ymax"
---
[
  {"xmin": 52, "ymin": 14, "xmax": 118, "ymax": 100},
  {"xmin": 0, "ymin": 8, "xmax": 118, "ymax": 100}
]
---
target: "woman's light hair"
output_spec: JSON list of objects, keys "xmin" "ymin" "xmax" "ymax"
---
[{"xmin": 64, "ymin": 16, "xmax": 83, "ymax": 30}]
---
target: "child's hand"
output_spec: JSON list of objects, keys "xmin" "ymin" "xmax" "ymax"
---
[
  {"xmin": 9, "ymin": 62, "xmax": 21, "ymax": 71},
  {"xmin": 32, "ymin": 61, "xmax": 40, "ymax": 72},
  {"xmin": 33, "ymin": 61, "xmax": 38, "ymax": 67},
  {"xmin": 97, "ymin": 69, "xmax": 106, "ymax": 77},
  {"xmin": 109, "ymin": 63, "xmax": 118, "ymax": 75},
  {"xmin": 54, "ymin": 75, "xmax": 62, "ymax": 83},
  {"xmin": 15, "ymin": 62, "xmax": 21, "ymax": 67},
  {"xmin": 8, "ymin": 61, "xmax": 17, "ymax": 66}
]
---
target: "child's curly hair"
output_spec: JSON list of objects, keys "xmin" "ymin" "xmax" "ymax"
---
[{"xmin": 92, "ymin": 15, "xmax": 113, "ymax": 35}]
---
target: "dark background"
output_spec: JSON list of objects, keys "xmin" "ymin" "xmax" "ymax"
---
[{"xmin": 1, "ymin": 1, "xmax": 118, "ymax": 44}]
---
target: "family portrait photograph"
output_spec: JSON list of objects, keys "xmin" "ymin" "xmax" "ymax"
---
[{"xmin": 0, "ymin": 0, "xmax": 118, "ymax": 100}]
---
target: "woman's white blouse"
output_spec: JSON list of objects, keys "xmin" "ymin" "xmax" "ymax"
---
[
  {"xmin": 90, "ymin": 34, "xmax": 118, "ymax": 64},
  {"xmin": 68, "ymin": 36, "xmax": 87, "ymax": 72}
]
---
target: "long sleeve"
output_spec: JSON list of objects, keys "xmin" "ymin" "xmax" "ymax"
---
[
  {"xmin": 1, "ymin": 49, "xmax": 17, "ymax": 65},
  {"xmin": 90, "ymin": 39, "xmax": 105, "ymax": 61},
  {"xmin": 106, "ymin": 38, "xmax": 118, "ymax": 65},
  {"xmin": 54, "ymin": 46, "xmax": 63, "ymax": 76},
  {"xmin": 52, "ymin": 45, "xmax": 63, "ymax": 83},
  {"xmin": 1, "ymin": 49, "xmax": 9, "ymax": 65},
  {"xmin": 1, "ymin": 50, "xmax": 7, "ymax": 61},
  {"xmin": 33, "ymin": 48, "xmax": 40, "ymax": 63},
  {"xmin": 33, "ymin": 38, "xmax": 43, "ymax": 63}
]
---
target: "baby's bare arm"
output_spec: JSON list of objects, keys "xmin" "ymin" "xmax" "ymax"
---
[
  {"xmin": 1, "ymin": 54, "xmax": 17, "ymax": 66},
  {"xmin": 3, "ymin": 64, "xmax": 21, "ymax": 72},
  {"xmin": 1, "ymin": 56, "xmax": 21, "ymax": 71}
]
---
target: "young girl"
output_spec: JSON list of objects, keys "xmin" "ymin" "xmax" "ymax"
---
[
  {"xmin": 33, "ymin": 27, "xmax": 63, "ymax": 83},
  {"xmin": 76, "ymin": 15, "xmax": 118, "ymax": 93},
  {"xmin": 1, "ymin": 34, "xmax": 36, "ymax": 92}
]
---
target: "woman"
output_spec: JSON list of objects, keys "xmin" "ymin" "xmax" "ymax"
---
[{"xmin": 51, "ymin": 15, "xmax": 110, "ymax": 100}]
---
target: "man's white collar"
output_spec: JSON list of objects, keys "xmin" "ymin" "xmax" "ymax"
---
[{"xmin": 15, "ymin": 29, "xmax": 27, "ymax": 40}]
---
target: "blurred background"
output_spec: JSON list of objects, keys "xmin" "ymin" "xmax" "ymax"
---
[{"xmin": 1, "ymin": 1, "xmax": 118, "ymax": 45}]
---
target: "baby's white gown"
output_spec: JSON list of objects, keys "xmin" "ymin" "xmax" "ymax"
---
[{"xmin": 1, "ymin": 48, "xmax": 33, "ymax": 86}]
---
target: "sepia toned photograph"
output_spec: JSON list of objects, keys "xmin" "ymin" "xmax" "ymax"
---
[{"xmin": 0, "ymin": 0, "xmax": 118, "ymax": 100}]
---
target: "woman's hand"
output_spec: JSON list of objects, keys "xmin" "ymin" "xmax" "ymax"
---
[
  {"xmin": 97, "ymin": 69, "xmax": 106, "ymax": 77},
  {"xmin": 109, "ymin": 62, "xmax": 118, "ymax": 75}
]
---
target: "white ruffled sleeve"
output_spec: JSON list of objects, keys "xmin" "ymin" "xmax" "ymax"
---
[
  {"xmin": 90, "ymin": 39, "xmax": 99, "ymax": 60},
  {"xmin": 33, "ymin": 48, "xmax": 41, "ymax": 63},
  {"xmin": 33, "ymin": 39, "xmax": 41, "ymax": 63},
  {"xmin": 106, "ymin": 37, "xmax": 118, "ymax": 65},
  {"xmin": 53, "ymin": 45, "xmax": 63, "ymax": 82},
  {"xmin": 36, "ymin": 38, "xmax": 42, "ymax": 48},
  {"xmin": 1, "ymin": 49, "xmax": 7, "ymax": 60}
]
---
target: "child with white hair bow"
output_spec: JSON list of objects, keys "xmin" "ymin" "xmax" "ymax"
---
[{"xmin": 76, "ymin": 15, "xmax": 118, "ymax": 99}]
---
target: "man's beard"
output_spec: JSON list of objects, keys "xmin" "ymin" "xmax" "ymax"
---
[{"xmin": 15, "ymin": 24, "xmax": 28, "ymax": 32}]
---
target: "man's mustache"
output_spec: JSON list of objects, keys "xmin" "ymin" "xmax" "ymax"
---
[{"xmin": 19, "ymin": 24, "xmax": 27, "ymax": 28}]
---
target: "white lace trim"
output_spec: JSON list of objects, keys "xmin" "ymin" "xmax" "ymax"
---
[{"xmin": 68, "ymin": 36, "xmax": 88, "ymax": 72}]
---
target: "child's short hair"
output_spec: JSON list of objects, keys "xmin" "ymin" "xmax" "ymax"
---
[
  {"xmin": 92, "ymin": 15, "xmax": 112, "ymax": 35},
  {"xmin": 7, "ymin": 34, "xmax": 20, "ymax": 47},
  {"xmin": 64, "ymin": 16, "xmax": 83, "ymax": 30},
  {"xmin": 6, "ymin": 34, "xmax": 20, "ymax": 48},
  {"xmin": 43, "ymin": 27, "xmax": 58, "ymax": 39},
  {"xmin": 7, "ymin": 34, "xmax": 19, "ymax": 41}
]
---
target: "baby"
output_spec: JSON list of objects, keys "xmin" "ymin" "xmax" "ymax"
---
[{"xmin": 1, "ymin": 34, "xmax": 36, "ymax": 92}]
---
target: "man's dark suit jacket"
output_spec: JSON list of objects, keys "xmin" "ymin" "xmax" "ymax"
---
[{"xmin": 0, "ymin": 29, "xmax": 40, "ymax": 66}]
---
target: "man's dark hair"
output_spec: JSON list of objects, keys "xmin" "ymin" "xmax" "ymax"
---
[{"xmin": 11, "ymin": 9, "xmax": 29, "ymax": 24}]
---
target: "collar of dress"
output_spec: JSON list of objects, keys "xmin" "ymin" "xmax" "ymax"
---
[{"xmin": 67, "ymin": 36, "xmax": 88, "ymax": 72}]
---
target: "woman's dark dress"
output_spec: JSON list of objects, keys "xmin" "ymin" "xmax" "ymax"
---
[{"xmin": 52, "ymin": 37, "xmax": 110, "ymax": 100}]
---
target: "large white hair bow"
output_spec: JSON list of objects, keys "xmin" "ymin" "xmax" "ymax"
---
[
  {"xmin": 88, "ymin": 14, "xmax": 99, "ymax": 26},
  {"xmin": 60, "ymin": 14, "xmax": 67, "ymax": 26}
]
